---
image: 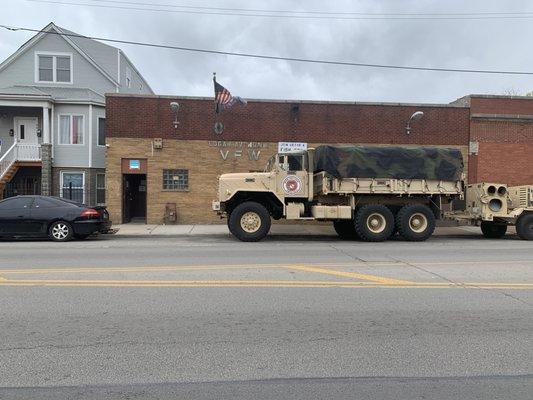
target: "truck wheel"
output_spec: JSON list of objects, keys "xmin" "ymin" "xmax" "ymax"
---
[
  {"xmin": 228, "ymin": 202, "xmax": 271, "ymax": 242},
  {"xmin": 480, "ymin": 221, "xmax": 507, "ymax": 239},
  {"xmin": 396, "ymin": 204, "xmax": 436, "ymax": 242},
  {"xmin": 516, "ymin": 213, "xmax": 533, "ymax": 240},
  {"xmin": 354, "ymin": 205, "xmax": 395, "ymax": 242},
  {"xmin": 333, "ymin": 220, "xmax": 359, "ymax": 240}
]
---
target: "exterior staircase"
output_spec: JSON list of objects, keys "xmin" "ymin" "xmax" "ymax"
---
[{"xmin": 0, "ymin": 143, "xmax": 42, "ymax": 199}]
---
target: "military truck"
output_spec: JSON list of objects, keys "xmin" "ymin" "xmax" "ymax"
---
[{"xmin": 212, "ymin": 145, "xmax": 533, "ymax": 242}]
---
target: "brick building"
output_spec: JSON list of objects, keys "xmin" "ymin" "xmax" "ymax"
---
[{"xmin": 105, "ymin": 93, "xmax": 533, "ymax": 224}]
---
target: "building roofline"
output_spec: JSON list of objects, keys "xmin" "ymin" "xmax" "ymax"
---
[
  {"xmin": 105, "ymin": 93, "xmax": 468, "ymax": 108},
  {"xmin": 460, "ymin": 94, "xmax": 533, "ymax": 100},
  {"xmin": 0, "ymin": 23, "xmax": 119, "ymax": 87},
  {"xmin": 118, "ymin": 49, "xmax": 154, "ymax": 94}
]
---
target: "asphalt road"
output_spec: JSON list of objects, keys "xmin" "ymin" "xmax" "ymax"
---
[{"xmin": 0, "ymin": 231, "xmax": 532, "ymax": 399}]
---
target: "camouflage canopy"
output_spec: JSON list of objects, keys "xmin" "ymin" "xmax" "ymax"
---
[{"xmin": 314, "ymin": 145, "xmax": 463, "ymax": 181}]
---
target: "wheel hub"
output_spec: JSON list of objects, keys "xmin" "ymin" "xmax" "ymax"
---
[
  {"xmin": 240, "ymin": 212, "xmax": 261, "ymax": 233},
  {"xmin": 409, "ymin": 213, "xmax": 428, "ymax": 233},
  {"xmin": 52, "ymin": 223, "xmax": 69, "ymax": 239},
  {"xmin": 366, "ymin": 213, "xmax": 386, "ymax": 234}
]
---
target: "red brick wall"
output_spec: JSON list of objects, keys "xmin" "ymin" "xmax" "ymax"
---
[
  {"xmin": 474, "ymin": 142, "xmax": 533, "ymax": 186},
  {"xmin": 471, "ymin": 96, "xmax": 533, "ymax": 115},
  {"xmin": 106, "ymin": 95, "xmax": 470, "ymax": 146},
  {"xmin": 468, "ymin": 97, "xmax": 533, "ymax": 185}
]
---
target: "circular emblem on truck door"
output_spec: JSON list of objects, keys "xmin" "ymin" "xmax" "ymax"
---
[{"xmin": 282, "ymin": 175, "xmax": 303, "ymax": 194}]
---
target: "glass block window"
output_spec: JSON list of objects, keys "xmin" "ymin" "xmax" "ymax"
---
[{"xmin": 163, "ymin": 169, "xmax": 188, "ymax": 190}]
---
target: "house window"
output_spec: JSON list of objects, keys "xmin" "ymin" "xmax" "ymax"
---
[
  {"xmin": 98, "ymin": 118, "xmax": 106, "ymax": 146},
  {"xmin": 126, "ymin": 66, "xmax": 132, "ymax": 88},
  {"xmin": 163, "ymin": 169, "xmax": 188, "ymax": 190},
  {"xmin": 59, "ymin": 115, "xmax": 84, "ymax": 144},
  {"xmin": 61, "ymin": 172, "xmax": 85, "ymax": 204},
  {"xmin": 96, "ymin": 173, "xmax": 106, "ymax": 205},
  {"xmin": 36, "ymin": 53, "xmax": 72, "ymax": 83}
]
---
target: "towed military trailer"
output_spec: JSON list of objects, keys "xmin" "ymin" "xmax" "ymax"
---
[{"xmin": 212, "ymin": 145, "xmax": 533, "ymax": 242}]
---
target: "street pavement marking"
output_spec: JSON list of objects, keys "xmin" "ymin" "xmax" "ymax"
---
[
  {"xmin": 0, "ymin": 279, "xmax": 532, "ymax": 289},
  {"xmin": 285, "ymin": 265, "xmax": 412, "ymax": 285}
]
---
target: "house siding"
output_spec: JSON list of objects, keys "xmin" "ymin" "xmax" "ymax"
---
[
  {"xmin": 91, "ymin": 105, "xmax": 106, "ymax": 168},
  {"xmin": 0, "ymin": 32, "xmax": 116, "ymax": 94},
  {"xmin": 52, "ymin": 104, "xmax": 91, "ymax": 167},
  {"xmin": 118, "ymin": 53, "xmax": 153, "ymax": 95}
]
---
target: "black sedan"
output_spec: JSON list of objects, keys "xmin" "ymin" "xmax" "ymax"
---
[{"xmin": 0, "ymin": 195, "xmax": 112, "ymax": 241}]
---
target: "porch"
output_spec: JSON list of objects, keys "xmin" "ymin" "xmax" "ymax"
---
[{"xmin": 0, "ymin": 97, "xmax": 52, "ymax": 199}]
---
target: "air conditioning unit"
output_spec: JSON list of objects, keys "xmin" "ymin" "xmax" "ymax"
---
[{"xmin": 465, "ymin": 183, "xmax": 509, "ymax": 220}]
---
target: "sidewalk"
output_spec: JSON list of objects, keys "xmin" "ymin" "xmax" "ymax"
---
[{"xmin": 113, "ymin": 223, "xmax": 483, "ymax": 237}]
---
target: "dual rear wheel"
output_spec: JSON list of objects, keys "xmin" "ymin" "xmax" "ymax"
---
[{"xmin": 334, "ymin": 204, "xmax": 436, "ymax": 242}]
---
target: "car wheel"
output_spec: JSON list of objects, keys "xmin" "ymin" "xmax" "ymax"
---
[
  {"xmin": 74, "ymin": 233, "xmax": 91, "ymax": 240},
  {"xmin": 480, "ymin": 221, "xmax": 507, "ymax": 239},
  {"xmin": 228, "ymin": 201, "xmax": 271, "ymax": 242},
  {"xmin": 516, "ymin": 213, "xmax": 533, "ymax": 240},
  {"xmin": 354, "ymin": 204, "xmax": 395, "ymax": 242},
  {"xmin": 396, "ymin": 204, "xmax": 436, "ymax": 242},
  {"xmin": 333, "ymin": 220, "xmax": 359, "ymax": 240},
  {"xmin": 48, "ymin": 221, "xmax": 74, "ymax": 242}
]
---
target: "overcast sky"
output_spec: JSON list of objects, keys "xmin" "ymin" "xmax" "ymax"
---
[{"xmin": 1, "ymin": 0, "xmax": 532, "ymax": 103}]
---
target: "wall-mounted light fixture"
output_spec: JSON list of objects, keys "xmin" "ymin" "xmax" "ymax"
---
[
  {"xmin": 170, "ymin": 102, "xmax": 180, "ymax": 128},
  {"xmin": 9, "ymin": 128, "xmax": 14, "ymax": 137},
  {"xmin": 36, "ymin": 128, "xmax": 42, "ymax": 137},
  {"xmin": 406, "ymin": 111, "xmax": 424, "ymax": 135}
]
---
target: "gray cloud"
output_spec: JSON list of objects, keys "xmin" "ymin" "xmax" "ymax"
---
[{"xmin": 1, "ymin": 0, "xmax": 532, "ymax": 102}]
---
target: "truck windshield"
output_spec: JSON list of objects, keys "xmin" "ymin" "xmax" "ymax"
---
[{"xmin": 265, "ymin": 155, "xmax": 276, "ymax": 172}]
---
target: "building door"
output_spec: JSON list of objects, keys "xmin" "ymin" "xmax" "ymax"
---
[
  {"xmin": 123, "ymin": 174, "xmax": 147, "ymax": 223},
  {"xmin": 14, "ymin": 117, "xmax": 38, "ymax": 144}
]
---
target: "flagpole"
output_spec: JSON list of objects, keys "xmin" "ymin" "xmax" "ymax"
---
[{"xmin": 213, "ymin": 72, "xmax": 218, "ymax": 114}]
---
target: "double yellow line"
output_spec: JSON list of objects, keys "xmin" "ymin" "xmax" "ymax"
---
[{"xmin": 0, "ymin": 263, "xmax": 531, "ymax": 289}]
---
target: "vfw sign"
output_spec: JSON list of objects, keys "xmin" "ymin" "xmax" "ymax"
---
[{"xmin": 208, "ymin": 141, "xmax": 268, "ymax": 161}]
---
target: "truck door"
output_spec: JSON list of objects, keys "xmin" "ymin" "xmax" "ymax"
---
[{"xmin": 277, "ymin": 154, "xmax": 308, "ymax": 198}]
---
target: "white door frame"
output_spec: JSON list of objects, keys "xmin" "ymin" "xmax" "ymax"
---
[{"xmin": 13, "ymin": 116, "xmax": 39, "ymax": 144}]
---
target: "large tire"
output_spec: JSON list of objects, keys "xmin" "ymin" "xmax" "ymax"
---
[
  {"xmin": 228, "ymin": 202, "xmax": 271, "ymax": 242},
  {"xmin": 516, "ymin": 213, "xmax": 533, "ymax": 240},
  {"xmin": 354, "ymin": 204, "xmax": 395, "ymax": 242},
  {"xmin": 396, "ymin": 204, "xmax": 436, "ymax": 242},
  {"xmin": 48, "ymin": 221, "xmax": 74, "ymax": 242},
  {"xmin": 333, "ymin": 220, "xmax": 359, "ymax": 240},
  {"xmin": 480, "ymin": 221, "xmax": 507, "ymax": 239}
]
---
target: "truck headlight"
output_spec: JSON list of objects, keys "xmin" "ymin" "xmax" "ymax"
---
[{"xmin": 489, "ymin": 199, "xmax": 503, "ymax": 212}]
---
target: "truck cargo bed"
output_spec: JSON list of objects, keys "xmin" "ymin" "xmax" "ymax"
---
[{"xmin": 313, "ymin": 171, "xmax": 463, "ymax": 196}]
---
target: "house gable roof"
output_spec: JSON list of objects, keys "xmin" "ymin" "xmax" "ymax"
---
[{"xmin": 0, "ymin": 22, "xmax": 119, "ymax": 87}]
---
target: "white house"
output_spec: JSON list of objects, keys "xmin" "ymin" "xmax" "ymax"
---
[{"xmin": 0, "ymin": 22, "xmax": 153, "ymax": 204}]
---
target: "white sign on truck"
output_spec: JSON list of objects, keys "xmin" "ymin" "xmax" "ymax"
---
[{"xmin": 278, "ymin": 142, "xmax": 307, "ymax": 153}]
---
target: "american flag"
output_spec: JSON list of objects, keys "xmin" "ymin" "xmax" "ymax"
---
[{"xmin": 214, "ymin": 77, "xmax": 247, "ymax": 113}]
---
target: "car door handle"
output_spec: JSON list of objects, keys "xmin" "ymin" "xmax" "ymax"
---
[{"xmin": 17, "ymin": 215, "xmax": 25, "ymax": 218}]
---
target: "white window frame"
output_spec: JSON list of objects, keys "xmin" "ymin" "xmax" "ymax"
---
[
  {"xmin": 60, "ymin": 171, "xmax": 85, "ymax": 204},
  {"xmin": 96, "ymin": 173, "xmax": 106, "ymax": 205},
  {"xmin": 35, "ymin": 51, "xmax": 73, "ymax": 84},
  {"xmin": 97, "ymin": 117, "xmax": 106, "ymax": 147},
  {"xmin": 125, "ymin": 66, "xmax": 132, "ymax": 88},
  {"xmin": 58, "ymin": 114, "xmax": 85, "ymax": 145}
]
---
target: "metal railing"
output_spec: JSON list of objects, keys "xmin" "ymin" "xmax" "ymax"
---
[{"xmin": 0, "ymin": 143, "xmax": 42, "ymax": 181}]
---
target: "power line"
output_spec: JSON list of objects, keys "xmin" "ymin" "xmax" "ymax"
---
[
  {"xmin": 25, "ymin": 0, "xmax": 533, "ymax": 20},
  {"xmin": 1, "ymin": 24, "xmax": 533, "ymax": 76},
  {"xmin": 83, "ymin": 0, "xmax": 533, "ymax": 17}
]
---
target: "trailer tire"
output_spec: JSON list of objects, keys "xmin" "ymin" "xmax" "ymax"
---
[
  {"xmin": 228, "ymin": 201, "xmax": 271, "ymax": 242},
  {"xmin": 333, "ymin": 220, "xmax": 359, "ymax": 240},
  {"xmin": 480, "ymin": 221, "xmax": 508, "ymax": 239},
  {"xmin": 354, "ymin": 205, "xmax": 395, "ymax": 242},
  {"xmin": 516, "ymin": 213, "xmax": 533, "ymax": 241},
  {"xmin": 396, "ymin": 204, "xmax": 436, "ymax": 242}
]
